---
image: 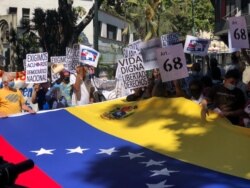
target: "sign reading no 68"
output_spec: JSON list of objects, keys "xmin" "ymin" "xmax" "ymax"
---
[
  {"xmin": 163, "ymin": 57, "xmax": 183, "ymax": 72},
  {"xmin": 234, "ymin": 28, "xmax": 247, "ymax": 40}
]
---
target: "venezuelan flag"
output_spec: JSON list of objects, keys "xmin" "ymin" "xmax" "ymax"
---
[{"xmin": 0, "ymin": 97, "xmax": 250, "ymax": 188}]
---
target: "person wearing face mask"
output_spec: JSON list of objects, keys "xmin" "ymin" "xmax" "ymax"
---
[
  {"xmin": 0, "ymin": 72, "xmax": 35, "ymax": 118},
  {"xmin": 201, "ymin": 69, "xmax": 246, "ymax": 125},
  {"xmin": 70, "ymin": 64, "xmax": 94, "ymax": 106},
  {"xmin": 45, "ymin": 69, "xmax": 72, "ymax": 109},
  {"xmin": 59, "ymin": 70, "xmax": 72, "ymax": 107}
]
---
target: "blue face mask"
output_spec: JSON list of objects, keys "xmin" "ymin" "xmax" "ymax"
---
[
  {"xmin": 8, "ymin": 81, "xmax": 15, "ymax": 88},
  {"xmin": 225, "ymin": 83, "xmax": 235, "ymax": 90}
]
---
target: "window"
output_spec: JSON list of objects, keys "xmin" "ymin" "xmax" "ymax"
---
[
  {"xmin": 225, "ymin": 0, "xmax": 236, "ymax": 17},
  {"xmin": 9, "ymin": 7, "xmax": 17, "ymax": 14},
  {"xmin": 241, "ymin": 0, "xmax": 250, "ymax": 15},
  {"xmin": 122, "ymin": 28, "xmax": 129, "ymax": 43},
  {"xmin": 22, "ymin": 8, "xmax": 30, "ymax": 25},
  {"xmin": 22, "ymin": 8, "xmax": 30, "ymax": 20},
  {"xmin": 107, "ymin": 24, "xmax": 117, "ymax": 40}
]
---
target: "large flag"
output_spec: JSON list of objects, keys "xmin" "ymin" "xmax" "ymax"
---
[{"xmin": 1, "ymin": 97, "xmax": 250, "ymax": 188}]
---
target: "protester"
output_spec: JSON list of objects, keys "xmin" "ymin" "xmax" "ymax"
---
[
  {"xmin": 58, "ymin": 70, "xmax": 73, "ymax": 107},
  {"xmin": 0, "ymin": 72, "xmax": 35, "ymax": 118},
  {"xmin": 206, "ymin": 57, "xmax": 222, "ymax": 85},
  {"xmin": 31, "ymin": 82, "xmax": 50, "ymax": 110},
  {"xmin": 45, "ymin": 69, "xmax": 72, "ymax": 109},
  {"xmin": 70, "ymin": 64, "xmax": 94, "ymax": 105},
  {"xmin": 187, "ymin": 79, "xmax": 204, "ymax": 104},
  {"xmin": 201, "ymin": 69, "xmax": 246, "ymax": 125},
  {"xmin": 225, "ymin": 51, "xmax": 241, "ymax": 73}
]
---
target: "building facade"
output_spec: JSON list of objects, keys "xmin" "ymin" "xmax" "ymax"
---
[
  {"xmin": 211, "ymin": 0, "xmax": 250, "ymax": 43},
  {"xmin": 0, "ymin": 0, "xmax": 129, "ymax": 71}
]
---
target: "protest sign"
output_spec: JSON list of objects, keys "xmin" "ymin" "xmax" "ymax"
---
[
  {"xmin": 228, "ymin": 16, "xmax": 249, "ymax": 49},
  {"xmin": 117, "ymin": 54, "xmax": 148, "ymax": 90},
  {"xmin": 228, "ymin": 31, "xmax": 241, "ymax": 53},
  {"xmin": 139, "ymin": 38, "xmax": 161, "ymax": 70},
  {"xmin": 127, "ymin": 39, "xmax": 142, "ymax": 52},
  {"xmin": 79, "ymin": 45, "xmax": 100, "ymax": 67},
  {"xmin": 156, "ymin": 43, "xmax": 188, "ymax": 82},
  {"xmin": 123, "ymin": 47, "xmax": 139, "ymax": 58},
  {"xmin": 66, "ymin": 47, "xmax": 73, "ymax": 72},
  {"xmin": 184, "ymin": 35, "xmax": 210, "ymax": 56},
  {"xmin": 51, "ymin": 56, "xmax": 66, "ymax": 64},
  {"xmin": 50, "ymin": 56, "xmax": 67, "ymax": 82},
  {"xmin": 67, "ymin": 45, "xmax": 80, "ymax": 73},
  {"xmin": 25, "ymin": 52, "xmax": 48, "ymax": 83},
  {"xmin": 161, "ymin": 33, "xmax": 180, "ymax": 47}
]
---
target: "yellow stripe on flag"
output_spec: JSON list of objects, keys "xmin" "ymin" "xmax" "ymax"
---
[{"xmin": 67, "ymin": 97, "xmax": 250, "ymax": 179}]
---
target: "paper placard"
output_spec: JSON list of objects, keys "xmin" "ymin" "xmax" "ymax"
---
[{"xmin": 156, "ymin": 43, "xmax": 188, "ymax": 82}]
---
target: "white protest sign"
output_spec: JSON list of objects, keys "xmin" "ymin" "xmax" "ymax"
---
[
  {"xmin": 50, "ymin": 56, "xmax": 66, "ymax": 82},
  {"xmin": 117, "ymin": 54, "xmax": 148, "ymax": 90},
  {"xmin": 139, "ymin": 38, "xmax": 161, "ymax": 70},
  {"xmin": 161, "ymin": 33, "xmax": 180, "ymax": 47},
  {"xmin": 228, "ymin": 31, "xmax": 241, "ymax": 53},
  {"xmin": 228, "ymin": 16, "xmax": 249, "ymax": 49},
  {"xmin": 25, "ymin": 52, "xmax": 48, "ymax": 83},
  {"xmin": 51, "ymin": 56, "xmax": 67, "ymax": 68},
  {"xmin": 67, "ymin": 45, "xmax": 80, "ymax": 72},
  {"xmin": 66, "ymin": 47, "xmax": 73, "ymax": 72},
  {"xmin": 184, "ymin": 35, "xmax": 210, "ymax": 56},
  {"xmin": 79, "ymin": 45, "xmax": 100, "ymax": 67},
  {"xmin": 123, "ymin": 47, "xmax": 139, "ymax": 58},
  {"xmin": 50, "ymin": 66, "xmax": 60, "ymax": 83},
  {"xmin": 128, "ymin": 39, "xmax": 142, "ymax": 52},
  {"xmin": 156, "ymin": 43, "xmax": 188, "ymax": 82}
]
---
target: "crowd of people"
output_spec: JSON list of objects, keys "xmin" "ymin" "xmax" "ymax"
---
[
  {"xmin": 126, "ymin": 50, "xmax": 250, "ymax": 128},
  {"xmin": 1, "ymin": 50, "xmax": 250, "ymax": 128},
  {"xmin": 0, "ymin": 64, "xmax": 95, "ymax": 118}
]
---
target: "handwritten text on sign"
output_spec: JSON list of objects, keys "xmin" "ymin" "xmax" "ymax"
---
[
  {"xmin": 25, "ymin": 52, "xmax": 48, "ymax": 83},
  {"xmin": 228, "ymin": 16, "xmax": 249, "ymax": 49},
  {"xmin": 117, "ymin": 55, "xmax": 148, "ymax": 90},
  {"xmin": 156, "ymin": 43, "xmax": 188, "ymax": 82}
]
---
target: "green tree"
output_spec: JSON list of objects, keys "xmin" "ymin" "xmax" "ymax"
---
[
  {"xmin": 32, "ymin": 0, "xmax": 104, "ymax": 57},
  {"xmin": 102, "ymin": 0, "xmax": 214, "ymax": 40}
]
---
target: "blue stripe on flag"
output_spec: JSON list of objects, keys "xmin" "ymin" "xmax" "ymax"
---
[{"xmin": 0, "ymin": 110, "xmax": 250, "ymax": 188}]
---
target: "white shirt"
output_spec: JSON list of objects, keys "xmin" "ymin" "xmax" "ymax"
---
[{"xmin": 70, "ymin": 74, "xmax": 90, "ymax": 106}]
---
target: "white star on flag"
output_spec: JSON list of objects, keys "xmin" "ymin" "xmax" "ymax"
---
[
  {"xmin": 31, "ymin": 148, "xmax": 56, "ymax": 156},
  {"xmin": 96, "ymin": 147, "xmax": 118, "ymax": 155},
  {"xmin": 121, "ymin": 152, "xmax": 145, "ymax": 160},
  {"xmin": 140, "ymin": 159, "xmax": 166, "ymax": 167},
  {"xmin": 66, "ymin": 146, "xmax": 89, "ymax": 154},
  {"xmin": 146, "ymin": 180, "xmax": 174, "ymax": 188},
  {"xmin": 150, "ymin": 168, "xmax": 179, "ymax": 177}
]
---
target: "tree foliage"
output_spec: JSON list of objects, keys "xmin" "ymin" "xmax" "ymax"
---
[
  {"xmin": 101, "ymin": 0, "xmax": 214, "ymax": 40},
  {"xmin": 32, "ymin": 0, "xmax": 104, "ymax": 57}
]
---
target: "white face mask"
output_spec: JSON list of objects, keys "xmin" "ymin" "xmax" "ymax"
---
[{"xmin": 225, "ymin": 83, "xmax": 235, "ymax": 90}]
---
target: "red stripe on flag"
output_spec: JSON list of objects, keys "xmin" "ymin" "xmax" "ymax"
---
[{"xmin": 0, "ymin": 136, "xmax": 61, "ymax": 188}]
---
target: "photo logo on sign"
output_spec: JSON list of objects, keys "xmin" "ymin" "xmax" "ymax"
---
[
  {"xmin": 81, "ymin": 49, "xmax": 97, "ymax": 62},
  {"xmin": 187, "ymin": 40, "xmax": 207, "ymax": 52}
]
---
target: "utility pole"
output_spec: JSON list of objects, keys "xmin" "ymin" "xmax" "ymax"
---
[
  {"xmin": 93, "ymin": 0, "xmax": 99, "ymax": 51},
  {"xmin": 192, "ymin": 0, "xmax": 195, "ymax": 35},
  {"xmin": 93, "ymin": 0, "xmax": 99, "ymax": 76}
]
